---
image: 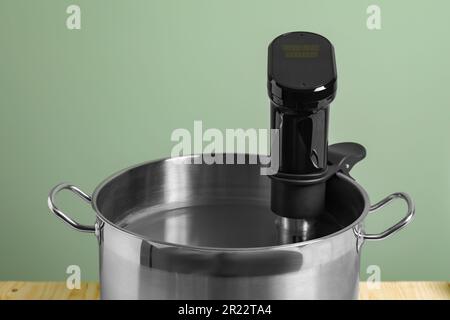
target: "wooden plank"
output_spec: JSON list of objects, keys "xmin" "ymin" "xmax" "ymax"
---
[
  {"xmin": 359, "ymin": 281, "xmax": 450, "ymax": 300},
  {"xmin": 0, "ymin": 281, "xmax": 100, "ymax": 300},
  {"xmin": 0, "ymin": 281, "xmax": 448, "ymax": 300}
]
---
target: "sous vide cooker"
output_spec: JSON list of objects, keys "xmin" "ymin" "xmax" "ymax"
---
[
  {"xmin": 269, "ymin": 32, "xmax": 367, "ymax": 242},
  {"xmin": 48, "ymin": 32, "xmax": 415, "ymax": 299}
]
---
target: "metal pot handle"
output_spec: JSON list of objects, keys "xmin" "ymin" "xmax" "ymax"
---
[
  {"xmin": 356, "ymin": 192, "xmax": 415, "ymax": 241},
  {"xmin": 47, "ymin": 183, "xmax": 96, "ymax": 233}
]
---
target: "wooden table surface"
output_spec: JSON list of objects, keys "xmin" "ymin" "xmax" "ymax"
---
[{"xmin": 0, "ymin": 282, "xmax": 448, "ymax": 300}]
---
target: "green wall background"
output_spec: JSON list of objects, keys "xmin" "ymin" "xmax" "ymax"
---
[{"xmin": 1, "ymin": 0, "xmax": 449, "ymax": 281}]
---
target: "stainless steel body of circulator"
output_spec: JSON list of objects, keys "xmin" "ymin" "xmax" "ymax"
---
[{"xmin": 48, "ymin": 154, "xmax": 414, "ymax": 300}]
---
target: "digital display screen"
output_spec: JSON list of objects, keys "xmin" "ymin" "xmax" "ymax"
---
[{"xmin": 282, "ymin": 44, "xmax": 320, "ymax": 58}]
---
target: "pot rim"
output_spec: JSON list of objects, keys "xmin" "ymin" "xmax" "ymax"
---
[{"xmin": 91, "ymin": 153, "xmax": 370, "ymax": 252}]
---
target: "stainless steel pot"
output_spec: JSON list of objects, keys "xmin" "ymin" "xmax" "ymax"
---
[{"xmin": 48, "ymin": 154, "xmax": 414, "ymax": 299}]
